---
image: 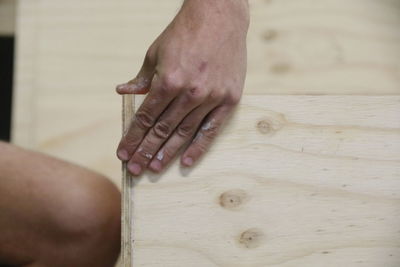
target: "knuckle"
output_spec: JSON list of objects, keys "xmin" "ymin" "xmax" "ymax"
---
[
  {"xmin": 145, "ymin": 44, "xmax": 157, "ymax": 63},
  {"xmin": 209, "ymin": 90, "xmax": 225, "ymax": 103},
  {"xmin": 201, "ymin": 121, "xmax": 219, "ymax": 139},
  {"xmin": 152, "ymin": 121, "xmax": 172, "ymax": 139},
  {"xmin": 192, "ymin": 133, "xmax": 213, "ymax": 155},
  {"xmin": 144, "ymin": 50, "xmax": 153, "ymax": 64},
  {"xmin": 225, "ymin": 90, "xmax": 241, "ymax": 106},
  {"xmin": 121, "ymin": 139, "xmax": 138, "ymax": 153},
  {"xmin": 135, "ymin": 109, "xmax": 155, "ymax": 129},
  {"xmin": 122, "ymin": 132, "xmax": 140, "ymax": 150},
  {"xmin": 204, "ymin": 128, "xmax": 218, "ymax": 139},
  {"xmin": 195, "ymin": 142, "xmax": 209, "ymax": 154},
  {"xmin": 159, "ymin": 72, "xmax": 184, "ymax": 94},
  {"xmin": 145, "ymin": 48, "xmax": 153, "ymax": 59},
  {"xmin": 136, "ymin": 147, "xmax": 154, "ymax": 161},
  {"xmin": 186, "ymin": 87, "xmax": 208, "ymax": 103},
  {"xmin": 176, "ymin": 123, "xmax": 195, "ymax": 138},
  {"xmin": 161, "ymin": 147, "xmax": 174, "ymax": 160}
]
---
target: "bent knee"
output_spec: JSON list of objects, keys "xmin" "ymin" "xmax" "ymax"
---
[
  {"xmin": 53, "ymin": 173, "xmax": 121, "ymax": 236},
  {"xmin": 43, "ymin": 173, "xmax": 121, "ymax": 266},
  {"xmin": 0, "ymin": 144, "xmax": 121, "ymax": 266}
]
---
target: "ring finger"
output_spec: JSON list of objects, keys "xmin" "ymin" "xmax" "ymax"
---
[
  {"xmin": 127, "ymin": 88, "xmax": 209, "ymax": 176},
  {"xmin": 148, "ymin": 100, "xmax": 221, "ymax": 173}
]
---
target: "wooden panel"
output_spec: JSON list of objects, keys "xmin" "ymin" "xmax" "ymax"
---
[
  {"xmin": 12, "ymin": 0, "xmax": 181, "ymax": 152},
  {"xmin": 131, "ymin": 95, "xmax": 400, "ymax": 267},
  {"xmin": 12, "ymin": 0, "xmax": 400, "ymax": 151},
  {"xmin": 12, "ymin": 0, "xmax": 400, "ymax": 173},
  {"xmin": 12, "ymin": 0, "xmax": 400, "ymax": 115},
  {"xmin": 12, "ymin": 0, "xmax": 400, "ymax": 266},
  {"xmin": 248, "ymin": 0, "xmax": 400, "ymax": 94},
  {"xmin": 0, "ymin": 0, "xmax": 16, "ymax": 35}
]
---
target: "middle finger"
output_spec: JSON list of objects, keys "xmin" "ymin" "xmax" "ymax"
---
[{"xmin": 127, "ymin": 87, "xmax": 208, "ymax": 176}]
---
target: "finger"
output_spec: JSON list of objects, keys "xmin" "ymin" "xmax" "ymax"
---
[
  {"xmin": 116, "ymin": 50, "xmax": 156, "ymax": 95},
  {"xmin": 116, "ymin": 74, "xmax": 179, "ymax": 161},
  {"xmin": 181, "ymin": 105, "xmax": 233, "ymax": 167},
  {"xmin": 148, "ymin": 100, "xmax": 219, "ymax": 173},
  {"xmin": 116, "ymin": 76, "xmax": 152, "ymax": 95},
  {"xmin": 127, "ymin": 87, "xmax": 209, "ymax": 176}
]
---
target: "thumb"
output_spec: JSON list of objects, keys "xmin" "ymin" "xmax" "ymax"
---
[
  {"xmin": 116, "ymin": 75, "xmax": 153, "ymax": 95},
  {"xmin": 116, "ymin": 53, "xmax": 155, "ymax": 95}
]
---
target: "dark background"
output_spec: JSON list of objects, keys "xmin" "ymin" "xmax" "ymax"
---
[{"xmin": 0, "ymin": 36, "xmax": 14, "ymax": 141}]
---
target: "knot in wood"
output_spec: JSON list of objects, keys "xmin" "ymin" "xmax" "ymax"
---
[
  {"xmin": 238, "ymin": 228, "xmax": 265, "ymax": 249},
  {"xmin": 219, "ymin": 189, "xmax": 248, "ymax": 210},
  {"xmin": 256, "ymin": 113, "xmax": 286, "ymax": 135},
  {"xmin": 257, "ymin": 120, "xmax": 272, "ymax": 134}
]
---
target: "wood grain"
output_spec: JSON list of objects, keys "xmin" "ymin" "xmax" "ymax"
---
[
  {"xmin": 12, "ymin": 0, "xmax": 400, "ymax": 175},
  {"xmin": 247, "ymin": 0, "xmax": 400, "ymax": 94},
  {"xmin": 130, "ymin": 95, "xmax": 400, "ymax": 267},
  {"xmin": 11, "ymin": 0, "xmax": 400, "ymax": 266}
]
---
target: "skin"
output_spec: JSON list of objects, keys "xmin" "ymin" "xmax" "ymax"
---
[
  {"xmin": 0, "ymin": 142, "xmax": 120, "ymax": 267},
  {"xmin": 116, "ymin": 0, "xmax": 250, "ymax": 176}
]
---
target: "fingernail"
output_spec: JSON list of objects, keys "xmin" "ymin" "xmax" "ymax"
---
[
  {"xmin": 182, "ymin": 157, "xmax": 193, "ymax": 167},
  {"xmin": 149, "ymin": 160, "xmax": 162, "ymax": 172},
  {"xmin": 128, "ymin": 163, "xmax": 142, "ymax": 176},
  {"xmin": 117, "ymin": 149, "xmax": 129, "ymax": 161}
]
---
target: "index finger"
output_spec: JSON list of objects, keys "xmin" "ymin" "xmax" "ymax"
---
[{"xmin": 116, "ymin": 75, "xmax": 178, "ymax": 161}]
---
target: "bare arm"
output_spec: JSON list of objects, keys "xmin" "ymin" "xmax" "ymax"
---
[{"xmin": 116, "ymin": 0, "xmax": 250, "ymax": 175}]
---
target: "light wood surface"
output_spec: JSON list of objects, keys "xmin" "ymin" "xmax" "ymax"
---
[
  {"xmin": 130, "ymin": 95, "xmax": 400, "ymax": 267},
  {"xmin": 12, "ymin": 0, "xmax": 400, "ymax": 170},
  {"xmin": 0, "ymin": 0, "xmax": 16, "ymax": 35},
  {"xmin": 12, "ymin": 0, "xmax": 400, "ymax": 266},
  {"xmin": 248, "ymin": 0, "xmax": 400, "ymax": 94}
]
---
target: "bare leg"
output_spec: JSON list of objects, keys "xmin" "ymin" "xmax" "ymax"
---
[{"xmin": 0, "ymin": 142, "xmax": 121, "ymax": 267}]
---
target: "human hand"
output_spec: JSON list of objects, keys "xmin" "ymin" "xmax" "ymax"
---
[{"xmin": 116, "ymin": 0, "xmax": 249, "ymax": 176}]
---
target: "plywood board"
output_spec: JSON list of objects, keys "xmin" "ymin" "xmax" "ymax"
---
[
  {"xmin": 12, "ymin": 0, "xmax": 400, "ymax": 177},
  {"xmin": 130, "ymin": 95, "xmax": 400, "ymax": 267},
  {"xmin": 11, "ymin": 1, "xmax": 400, "ymax": 266}
]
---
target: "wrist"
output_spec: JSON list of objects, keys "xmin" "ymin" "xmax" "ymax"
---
[{"xmin": 181, "ymin": 0, "xmax": 250, "ymax": 32}]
